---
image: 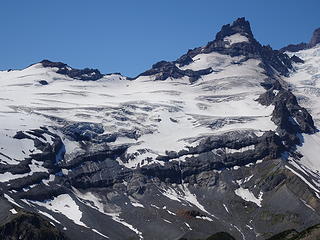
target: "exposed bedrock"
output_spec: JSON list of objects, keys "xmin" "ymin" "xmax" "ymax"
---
[
  {"xmin": 258, "ymin": 84, "xmax": 317, "ymax": 147},
  {"xmin": 137, "ymin": 60, "xmax": 213, "ymax": 82},
  {"xmin": 141, "ymin": 131, "xmax": 284, "ymax": 185},
  {"xmin": 40, "ymin": 59, "xmax": 103, "ymax": 81}
]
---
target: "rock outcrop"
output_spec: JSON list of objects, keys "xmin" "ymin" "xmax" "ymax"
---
[{"xmin": 41, "ymin": 60, "xmax": 103, "ymax": 81}]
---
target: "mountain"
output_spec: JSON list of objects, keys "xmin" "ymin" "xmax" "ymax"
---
[
  {"xmin": 0, "ymin": 17, "xmax": 320, "ymax": 240},
  {"xmin": 280, "ymin": 27, "xmax": 320, "ymax": 52}
]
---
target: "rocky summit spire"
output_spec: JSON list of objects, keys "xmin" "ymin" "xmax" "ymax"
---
[
  {"xmin": 309, "ymin": 28, "xmax": 320, "ymax": 47},
  {"xmin": 215, "ymin": 17, "xmax": 254, "ymax": 41}
]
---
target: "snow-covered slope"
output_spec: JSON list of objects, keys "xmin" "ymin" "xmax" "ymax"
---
[
  {"xmin": 286, "ymin": 45, "xmax": 320, "ymax": 126},
  {"xmin": 0, "ymin": 56, "xmax": 275, "ymax": 170},
  {"xmin": 285, "ymin": 45, "xmax": 320, "ymax": 194}
]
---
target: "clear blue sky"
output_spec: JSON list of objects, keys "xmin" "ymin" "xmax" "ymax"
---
[{"xmin": 0, "ymin": 0, "xmax": 319, "ymax": 77}]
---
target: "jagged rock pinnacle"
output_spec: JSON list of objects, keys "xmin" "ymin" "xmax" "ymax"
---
[{"xmin": 215, "ymin": 17, "xmax": 254, "ymax": 41}]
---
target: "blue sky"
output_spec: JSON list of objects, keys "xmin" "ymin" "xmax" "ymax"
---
[{"xmin": 0, "ymin": 0, "xmax": 319, "ymax": 76}]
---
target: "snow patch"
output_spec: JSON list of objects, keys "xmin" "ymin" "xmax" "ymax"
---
[
  {"xmin": 161, "ymin": 184, "xmax": 217, "ymax": 219},
  {"xmin": 129, "ymin": 196, "xmax": 144, "ymax": 208},
  {"xmin": 4, "ymin": 194, "xmax": 23, "ymax": 208},
  {"xmin": 285, "ymin": 165, "xmax": 320, "ymax": 198},
  {"xmin": 163, "ymin": 219, "xmax": 172, "ymax": 224},
  {"xmin": 32, "ymin": 194, "xmax": 87, "ymax": 227},
  {"xmin": 224, "ymin": 33, "xmax": 249, "ymax": 46},
  {"xmin": 223, "ymin": 204, "xmax": 230, "ymax": 213},
  {"xmin": 225, "ymin": 145, "xmax": 255, "ymax": 154},
  {"xmin": 235, "ymin": 187, "xmax": 263, "ymax": 207},
  {"xmin": 38, "ymin": 210, "xmax": 61, "ymax": 224},
  {"xmin": 92, "ymin": 229, "xmax": 109, "ymax": 239},
  {"xmin": 9, "ymin": 208, "xmax": 18, "ymax": 214}
]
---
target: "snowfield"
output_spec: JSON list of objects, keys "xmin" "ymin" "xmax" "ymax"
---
[
  {"xmin": 285, "ymin": 45, "xmax": 320, "ymax": 190},
  {"xmin": 224, "ymin": 33, "xmax": 250, "ymax": 47},
  {"xmin": 286, "ymin": 44, "xmax": 320, "ymax": 126},
  {"xmin": 235, "ymin": 187, "xmax": 263, "ymax": 207},
  {"xmin": 0, "ymin": 53, "xmax": 276, "ymax": 169}
]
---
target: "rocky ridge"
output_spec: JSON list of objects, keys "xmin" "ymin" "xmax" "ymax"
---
[{"xmin": 280, "ymin": 28, "xmax": 320, "ymax": 53}]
